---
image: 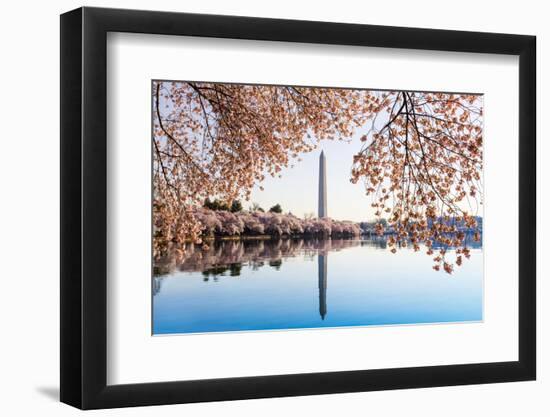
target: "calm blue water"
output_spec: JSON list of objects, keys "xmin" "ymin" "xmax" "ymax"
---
[{"xmin": 153, "ymin": 238, "xmax": 482, "ymax": 335}]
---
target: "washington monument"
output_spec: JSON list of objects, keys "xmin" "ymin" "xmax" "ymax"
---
[{"xmin": 318, "ymin": 151, "xmax": 327, "ymax": 218}]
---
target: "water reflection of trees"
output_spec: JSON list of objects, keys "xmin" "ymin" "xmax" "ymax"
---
[
  {"xmin": 153, "ymin": 233, "xmax": 482, "ymax": 279},
  {"xmin": 154, "ymin": 238, "xmax": 363, "ymax": 276},
  {"xmin": 359, "ymin": 236, "xmax": 388, "ymax": 249}
]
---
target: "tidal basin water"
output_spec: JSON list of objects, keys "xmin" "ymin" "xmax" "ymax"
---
[{"xmin": 153, "ymin": 237, "xmax": 482, "ymax": 335}]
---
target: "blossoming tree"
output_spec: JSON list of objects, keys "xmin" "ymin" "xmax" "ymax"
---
[{"xmin": 153, "ymin": 81, "xmax": 483, "ymax": 272}]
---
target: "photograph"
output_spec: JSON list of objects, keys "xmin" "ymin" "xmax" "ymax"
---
[
  {"xmin": 151, "ymin": 80, "xmax": 484, "ymax": 335},
  {"xmin": 0, "ymin": 0, "xmax": 541, "ymax": 413}
]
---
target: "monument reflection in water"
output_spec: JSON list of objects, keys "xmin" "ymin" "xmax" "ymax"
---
[
  {"xmin": 153, "ymin": 236, "xmax": 483, "ymax": 335},
  {"xmin": 318, "ymin": 254, "xmax": 327, "ymax": 320}
]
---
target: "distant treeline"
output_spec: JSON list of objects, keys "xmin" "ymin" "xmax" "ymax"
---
[
  {"xmin": 203, "ymin": 198, "xmax": 283, "ymax": 214},
  {"xmin": 360, "ymin": 216, "xmax": 483, "ymax": 235},
  {"xmin": 196, "ymin": 198, "xmax": 482, "ymax": 241},
  {"xmin": 193, "ymin": 206, "xmax": 361, "ymax": 239}
]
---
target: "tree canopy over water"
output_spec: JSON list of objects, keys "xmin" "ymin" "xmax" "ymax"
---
[{"xmin": 153, "ymin": 81, "xmax": 483, "ymax": 272}]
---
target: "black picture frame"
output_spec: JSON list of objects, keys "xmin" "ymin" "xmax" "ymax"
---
[{"xmin": 60, "ymin": 6, "xmax": 536, "ymax": 410}]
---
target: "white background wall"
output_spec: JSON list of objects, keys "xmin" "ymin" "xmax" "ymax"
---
[{"xmin": 0, "ymin": 0, "xmax": 545, "ymax": 415}]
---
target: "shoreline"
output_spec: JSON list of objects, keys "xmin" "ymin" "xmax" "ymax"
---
[
  {"xmin": 193, "ymin": 233, "xmax": 362, "ymax": 243},
  {"xmin": 183, "ymin": 229, "xmax": 483, "ymax": 243}
]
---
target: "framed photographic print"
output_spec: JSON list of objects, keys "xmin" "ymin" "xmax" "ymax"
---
[{"xmin": 60, "ymin": 6, "xmax": 536, "ymax": 409}]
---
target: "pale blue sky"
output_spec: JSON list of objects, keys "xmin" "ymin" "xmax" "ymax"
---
[{"xmin": 248, "ymin": 129, "xmax": 374, "ymax": 222}]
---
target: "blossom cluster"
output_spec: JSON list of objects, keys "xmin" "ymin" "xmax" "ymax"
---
[{"xmin": 193, "ymin": 208, "xmax": 361, "ymax": 239}]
